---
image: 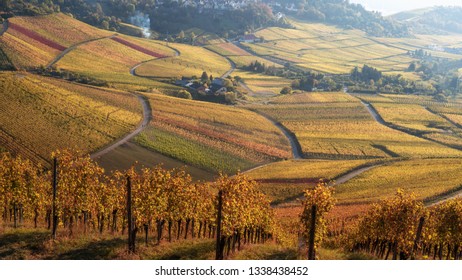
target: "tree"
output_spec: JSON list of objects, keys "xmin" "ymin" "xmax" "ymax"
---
[
  {"xmin": 101, "ymin": 20, "xmax": 110, "ymax": 30},
  {"xmin": 408, "ymin": 62, "xmax": 416, "ymax": 72},
  {"xmin": 1, "ymin": 0, "xmax": 10, "ymax": 12},
  {"xmin": 280, "ymin": 86, "xmax": 292, "ymax": 95},
  {"xmin": 177, "ymin": 30, "xmax": 185, "ymax": 41},
  {"xmin": 201, "ymin": 71, "xmax": 209, "ymax": 82},
  {"xmin": 190, "ymin": 32, "xmax": 196, "ymax": 44},
  {"xmin": 128, "ymin": 4, "xmax": 136, "ymax": 14},
  {"xmin": 176, "ymin": 90, "xmax": 192, "ymax": 99},
  {"xmin": 223, "ymin": 79, "xmax": 234, "ymax": 91}
]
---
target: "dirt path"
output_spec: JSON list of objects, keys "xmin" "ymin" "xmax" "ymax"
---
[
  {"xmin": 46, "ymin": 34, "xmax": 117, "ymax": 68},
  {"xmin": 249, "ymin": 110, "xmax": 303, "ymax": 159},
  {"xmin": 130, "ymin": 46, "xmax": 180, "ymax": 76},
  {"xmin": 360, "ymin": 100, "xmax": 387, "ymax": 124},
  {"xmin": 220, "ymin": 55, "xmax": 236, "ymax": 79},
  {"xmin": 330, "ymin": 164, "xmax": 381, "ymax": 186},
  {"xmin": 354, "ymin": 96, "xmax": 462, "ymax": 151},
  {"xmin": 0, "ymin": 20, "xmax": 8, "ymax": 36},
  {"xmin": 91, "ymin": 94, "xmax": 151, "ymax": 160},
  {"xmin": 425, "ymin": 188, "xmax": 462, "ymax": 207},
  {"xmin": 276, "ymin": 162, "xmax": 384, "ymax": 206}
]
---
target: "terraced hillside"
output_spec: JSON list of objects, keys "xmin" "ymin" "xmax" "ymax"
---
[
  {"xmin": 246, "ymin": 92, "xmax": 462, "ymax": 159},
  {"xmin": 135, "ymin": 42, "xmax": 231, "ymax": 79},
  {"xmin": 135, "ymin": 94, "xmax": 292, "ymax": 174},
  {"xmin": 0, "ymin": 14, "xmax": 180, "ymax": 91},
  {"xmin": 245, "ymin": 159, "xmax": 379, "ymax": 203},
  {"xmin": 356, "ymin": 93, "xmax": 462, "ymax": 149},
  {"xmin": 335, "ymin": 158, "xmax": 462, "ymax": 205},
  {"xmin": 245, "ymin": 20, "xmax": 462, "ymax": 75},
  {"xmin": 55, "ymin": 34, "xmax": 177, "ymax": 90},
  {"xmin": 0, "ymin": 14, "xmax": 112, "ymax": 69},
  {"xmin": 0, "ymin": 72, "xmax": 142, "ymax": 166}
]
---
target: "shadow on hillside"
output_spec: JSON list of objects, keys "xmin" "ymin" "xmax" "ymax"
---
[
  {"xmin": 154, "ymin": 240, "xmax": 214, "ymax": 260},
  {"xmin": 57, "ymin": 238, "xmax": 126, "ymax": 260},
  {"xmin": 0, "ymin": 230, "xmax": 49, "ymax": 259}
]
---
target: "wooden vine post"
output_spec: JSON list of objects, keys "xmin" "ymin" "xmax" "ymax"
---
[
  {"xmin": 215, "ymin": 190, "xmax": 223, "ymax": 260},
  {"xmin": 52, "ymin": 157, "xmax": 58, "ymax": 239},
  {"xmin": 411, "ymin": 217, "xmax": 425, "ymax": 260},
  {"xmin": 127, "ymin": 176, "xmax": 135, "ymax": 253},
  {"xmin": 308, "ymin": 204, "xmax": 317, "ymax": 260}
]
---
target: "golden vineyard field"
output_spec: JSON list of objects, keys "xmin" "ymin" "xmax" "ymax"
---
[{"xmin": 0, "ymin": 72, "xmax": 141, "ymax": 166}]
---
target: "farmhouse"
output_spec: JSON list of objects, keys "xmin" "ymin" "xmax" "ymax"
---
[{"xmin": 239, "ymin": 34, "xmax": 260, "ymax": 43}]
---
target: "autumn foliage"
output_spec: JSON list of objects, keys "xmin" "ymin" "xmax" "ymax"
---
[{"xmin": 0, "ymin": 151, "xmax": 275, "ymax": 254}]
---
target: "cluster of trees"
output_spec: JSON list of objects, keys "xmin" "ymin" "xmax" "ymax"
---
[
  {"xmin": 266, "ymin": 0, "xmax": 410, "ymax": 37},
  {"xmin": 404, "ymin": 56, "xmax": 462, "ymax": 97},
  {"xmin": 400, "ymin": 6, "xmax": 462, "ymax": 34},
  {"xmin": 408, "ymin": 49, "xmax": 432, "ymax": 60},
  {"xmin": 348, "ymin": 65, "xmax": 438, "ymax": 95},
  {"xmin": 33, "ymin": 66, "xmax": 109, "ymax": 87},
  {"xmin": 2, "ymin": 0, "xmax": 417, "ymax": 39},
  {"xmin": 349, "ymin": 190, "xmax": 462, "ymax": 260},
  {"xmin": 242, "ymin": 60, "xmax": 281, "ymax": 76},
  {"xmin": 150, "ymin": 2, "xmax": 282, "ymax": 39},
  {"xmin": 241, "ymin": 60, "xmax": 342, "ymax": 92},
  {"xmin": 351, "ymin": 65, "xmax": 382, "ymax": 83},
  {"xmin": 3, "ymin": 0, "xmax": 152, "ymax": 33},
  {"xmin": 0, "ymin": 151, "xmax": 275, "ymax": 252}
]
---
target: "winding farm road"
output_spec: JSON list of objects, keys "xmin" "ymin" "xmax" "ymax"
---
[
  {"xmin": 330, "ymin": 164, "xmax": 381, "ymax": 186},
  {"xmin": 249, "ymin": 110, "xmax": 303, "ymax": 159},
  {"xmin": 358, "ymin": 98, "xmax": 462, "ymax": 152},
  {"xmin": 90, "ymin": 94, "xmax": 152, "ymax": 160},
  {"xmin": 220, "ymin": 54, "xmax": 236, "ymax": 79},
  {"xmin": 92, "ymin": 45, "xmax": 183, "ymax": 160},
  {"xmin": 46, "ymin": 34, "xmax": 117, "ymax": 68},
  {"xmin": 129, "ymin": 46, "xmax": 180, "ymax": 76},
  {"xmin": 355, "ymin": 96, "xmax": 462, "ymax": 205}
]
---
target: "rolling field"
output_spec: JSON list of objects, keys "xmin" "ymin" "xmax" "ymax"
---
[
  {"xmin": 335, "ymin": 158, "xmax": 462, "ymax": 204},
  {"xmin": 246, "ymin": 159, "xmax": 375, "ymax": 181},
  {"xmin": 56, "ymin": 36, "xmax": 178, "ymax": 91},
  {"xmin": 135, "ymin": 43, "xmax": 231, "ymax": 79},
  {"xmin": 245, "ymin": 159, "xmax": 378, "ymax": 203},
  {"xmin": 272, "ymin": 91, "xmax": 358, "ymax": 104},
  {"xmin": 234, "ymin": 69, "xmax": 292, "ymax": 95},
  {"xmin": 0, "ymin": 72, "xmax": 142, "ymax": 166},
  {"xmin": 246, "ymin": 92, "xmax": 462, "ymax": 159},
  {"xmin": 134, "ymin": 94, "xmax": 292, "ymax": 174},
  {"xmin": 244, "ymin": 19, "xmax": 462, "ymax": 75},
  {"xmin": 356, "ymin": 94, "xmax": 462, "ymax": 148},
  {"xmin": 0, "ymin": 13, "xmax": 182, "ymax": 92},
  {"xmin": 0, "ymin": 14, "xmax": 112, "ymax": 69},
  {"xmin": 371, "ymin": 103, "xmax": 454, "ymax": 132},
  {"xmin": 8, "ymin": 14, "xmax": 112, "ymax": 47},
  {"xmin": 203, "ymin": 42, "xmax": 290, "ymax": 95},
  {"xmin": 205, "ymin": 42, "xmax": 281, "ymax": 68}
]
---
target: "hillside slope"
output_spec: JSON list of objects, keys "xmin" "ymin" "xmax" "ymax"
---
[{"xmin": 0, "ymin": 72, "xmax": 142, "ymax": 166}]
